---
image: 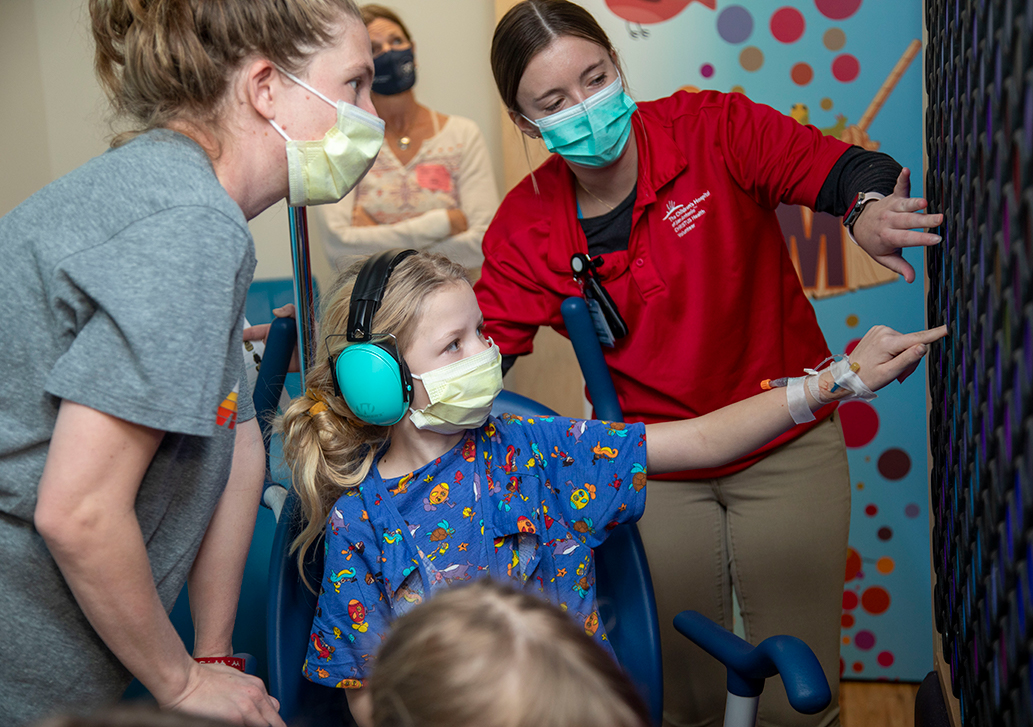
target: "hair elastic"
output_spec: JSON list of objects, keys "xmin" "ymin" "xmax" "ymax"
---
[{"xmin": 306, "ymin": 388, "xmax": 330, "ymax": 416}]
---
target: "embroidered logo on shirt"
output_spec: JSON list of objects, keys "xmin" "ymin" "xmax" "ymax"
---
[
  {"xmin": 216, "ymin": 389, "xmax": 238, "ymax": 429},
  {"xmin": 664, "ymin": 190, "xmax": 712, "ymax": 237}
]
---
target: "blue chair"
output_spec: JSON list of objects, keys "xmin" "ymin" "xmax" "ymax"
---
[
  {"xmin": 492, "ymin": 389, "xmax": 664, "ymax": 727},
  {"xmin": 560, "ymin": 295, "xmax": 831, "ymax": 726},
  {"xmin": 560, "ymin": 298, "xmax": 664, "ymax": 725},
  {"xmin": 674, "ymin": 611, "xmax": 831, "ymax": 727},
  {"xmin": 266, "ymin": 490, "xmax": 348, "ymax": 726},
  {"xmin": 263, "ymin": 388, "xmax": 664, "ymax": 726}
]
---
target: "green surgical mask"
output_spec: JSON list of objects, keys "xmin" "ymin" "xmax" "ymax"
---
[
  {"xmin": 409, "ymin": 341, "xmax": 503, "ymax": 434},
  {"xmin": 270, "ymin": 69, "xmax": 385, "ymax": 206},
  {"xmin": 524, "ymin": 75, "xmax": 636, "ymax": 168}
]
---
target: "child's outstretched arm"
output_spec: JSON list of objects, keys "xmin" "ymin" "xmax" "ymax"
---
[{"xmin": 645, "ymin": 324, "xmax": 947, "ymax": 473}]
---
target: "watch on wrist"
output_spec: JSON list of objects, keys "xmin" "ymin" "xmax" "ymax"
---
[{"xmin": 842, "ymin": 191, "xmax": 886, "ymax": 245}]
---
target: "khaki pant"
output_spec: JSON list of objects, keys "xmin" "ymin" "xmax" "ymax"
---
[{"xmin": 639, "ymin": 413, "xmax": 850, "ymax": 727}]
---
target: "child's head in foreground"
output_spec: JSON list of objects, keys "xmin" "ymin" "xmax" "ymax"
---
[{"xmin": 369, "ymin": 579, "xmax": 651, "ymax": 727}]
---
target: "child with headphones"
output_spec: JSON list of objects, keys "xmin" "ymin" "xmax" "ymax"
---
[
  {"xmin": 369, "ymin": 579, "xmax": 651, "ymax": 727},
  {"xmin": 279, "ymin": 248, "xmax": 944, "ymax": 727}
]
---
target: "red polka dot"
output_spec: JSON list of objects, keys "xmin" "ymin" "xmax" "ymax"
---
[
  {"xmin": 845, "ymin": 548, "xmax": 862, "ymax": 582},
  {"xmin": 852, "ymin": 661, "xmax": 864, "ymax": 673},
  {"xmin": 844, "ymin": 338, "xmax": 861, "ymax": 355},
  {"xmin": 841, "ymin": 613, "xmax": 855, "ymax": 628},
  {"xmin": 770, "ymin": 7, "xmax": 805, "ymax": 43},
  {"xmin": 838, "ymin": 401, "xmax": 879, "ymax": 448},
  {"xmin": 840, "ymin": 658, "xmax": 845, "ymax": 677},
  {"xmin": 791, "ymin": 62, "xmax": 814, "ymax": 85},
  {"xmin": 861, "ymin": 586, "xmax": 891, "ymax": 615},
  {"xmin": 815, "ymin": 0, "xmax": 862, "ymax": 20},
  {"xmin": 843, "ymin": 589, "xmax": 859, "ymax": 610},
  {"xmin": 877, "ymin": 651, "xmax": 895, "ymax": 667},
  {"xmin": 832, "ymin": 54, "xmax": 861, "ymax": 82},
  {"xmin": 865, "ymin": 504, "xmax": 878, "ymax": 517}
]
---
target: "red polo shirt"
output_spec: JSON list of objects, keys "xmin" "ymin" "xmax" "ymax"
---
[{"xmin": 475, "ymin": 90, "xmax": 851, "ymax": 479}]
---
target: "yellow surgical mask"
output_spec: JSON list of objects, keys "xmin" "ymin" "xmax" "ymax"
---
[
  {"xmin": 409, "ymin": 342, "xmax": 503, "ymax": 434},
  {"xmin": 269, "ymin": 69, "xmax": 385, "ymax": 207}
]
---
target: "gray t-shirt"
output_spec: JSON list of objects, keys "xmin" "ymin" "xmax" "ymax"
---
[{"xmin": 0, "ymin": 129, "xmax": 257, "ymax": 722}]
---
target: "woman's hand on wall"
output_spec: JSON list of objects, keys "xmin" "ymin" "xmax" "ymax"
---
[
  {"xmin": 851, "ymin": 167, "xmax": 944, "ymax": 283},
  {"xmin": 840, "ymin": 323, "xmax": 948, "ymax": 394}
]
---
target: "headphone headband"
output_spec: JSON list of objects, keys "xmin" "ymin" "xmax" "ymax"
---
[{"xmin": 347, "ymin": 249, "xmax": 418, "ymax": 342}]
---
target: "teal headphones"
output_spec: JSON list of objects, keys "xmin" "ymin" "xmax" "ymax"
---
[{"xmin": 330, "ymin": 249, "xmax": 417, "ymax": 426}]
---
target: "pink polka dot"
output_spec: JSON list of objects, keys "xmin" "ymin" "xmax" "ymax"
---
[
  {"xmin": 854, "ymin": 630, "xmax": 876, "ymax": 650},
  {"xmin": 838, "ymin": 401, "xmax": 879, "ymax": 448},
  {"xmin": 815, "ymin": 0, "xmax": 862, "ymax": 20},
  {"xmin": 700, "ymin": 63, "xmax": 715, "ymax": 79},
  {"xmin": 877, "ymin": 651, "xmax": 895, "ymax": 667},
  {"xmin": 832, "ymin": 54, "xmax": 861, "ymax": 82},
  {"xmin": 770, "ymin": 7, "xmax": 805, "ymax": 43}
]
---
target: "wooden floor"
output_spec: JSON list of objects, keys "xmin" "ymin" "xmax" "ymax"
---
[{"xmin": 839, "ymin": 681, "xmax": 921, "ymax": 727}]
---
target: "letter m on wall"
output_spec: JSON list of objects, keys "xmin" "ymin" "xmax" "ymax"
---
[{"xmin": 775, "ymin": 204, "xmax": 896, "ymax": 299}]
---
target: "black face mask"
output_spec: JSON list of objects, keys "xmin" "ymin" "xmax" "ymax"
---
[{"xmin": 372, "ymin": 47, "xmax": 416, "ymax": 96}]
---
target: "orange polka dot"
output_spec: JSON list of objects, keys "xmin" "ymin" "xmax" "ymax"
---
[
  {"xmin": 791, "ymin": 62, "xmax": 814, "ymax": 85},
  {"xmin": 876, "ymin": 557, "xmax": 895, "ymax": 574},
  {"xmin": 852, "ymin": 661, "xmax": 864, "ymax": 673}
]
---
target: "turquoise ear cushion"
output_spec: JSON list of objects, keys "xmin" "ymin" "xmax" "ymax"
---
[{"xmin": 335, "ymin": 344, "xmax": 410, "ymax": 426}]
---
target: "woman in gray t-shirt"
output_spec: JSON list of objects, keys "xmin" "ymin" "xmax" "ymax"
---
[{"xmin": 0, "ymin": 1, "xmax": 385, "ymax": 724}]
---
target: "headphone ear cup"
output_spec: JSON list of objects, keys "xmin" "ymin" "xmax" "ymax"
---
[{"xmin": 334, "ymin": 342, "xmax": 411, "ymax": 426}]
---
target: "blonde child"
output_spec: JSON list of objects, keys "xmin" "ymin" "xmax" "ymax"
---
[
  {"xmin": 280, "ymin": 249, "xmax": 944, "ymax": 727},
  {"xmin": 369, "ymin": 579, "xmax": 651, "ymax": 727}
]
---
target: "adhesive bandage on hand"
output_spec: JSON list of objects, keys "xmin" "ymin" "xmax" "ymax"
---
[
  {"xmin": 786, "ymin": 376, "xmax": 816, "ymax": 424},
  {"xmin": 778, "ymin": 355, "xmax": 877, "ymax": 425}
]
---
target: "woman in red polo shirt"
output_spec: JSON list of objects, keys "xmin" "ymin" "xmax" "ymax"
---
[{"xmin": 474, "ymin": 2, "xmax": 941, "ymax": 726}]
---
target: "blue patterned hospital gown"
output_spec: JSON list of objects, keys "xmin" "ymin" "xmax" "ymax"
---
[{"xmin": 302, "ymin": 414, "xmax": 648, "ymax": 687}]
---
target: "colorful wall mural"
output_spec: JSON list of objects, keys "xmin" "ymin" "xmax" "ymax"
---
[{"xmin": 577, "ymin": 0, "xmax": 931, "ymax": 681}]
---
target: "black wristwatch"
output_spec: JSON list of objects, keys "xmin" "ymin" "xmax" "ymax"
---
[{"xmin": 842, "ymin": 191, "xmax": 886, "ymax": 244}]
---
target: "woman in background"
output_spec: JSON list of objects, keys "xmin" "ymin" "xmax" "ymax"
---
[{"xmin": 319, "ymin": 4, "xmax": 500, "ymax": 271}]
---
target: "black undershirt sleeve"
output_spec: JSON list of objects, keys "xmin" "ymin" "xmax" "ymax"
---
[
  {"xmin": 813, "ymin": 146, "xmax": 903, "ymax": 216},
  {"xmin": 501, "ymin": 353, "xmax": 519, "ymax": 377}
]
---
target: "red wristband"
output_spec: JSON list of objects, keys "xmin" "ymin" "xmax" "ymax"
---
[{"xmin": 194, "ymin": 656, "xmax": 246, "ymax": 672}]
